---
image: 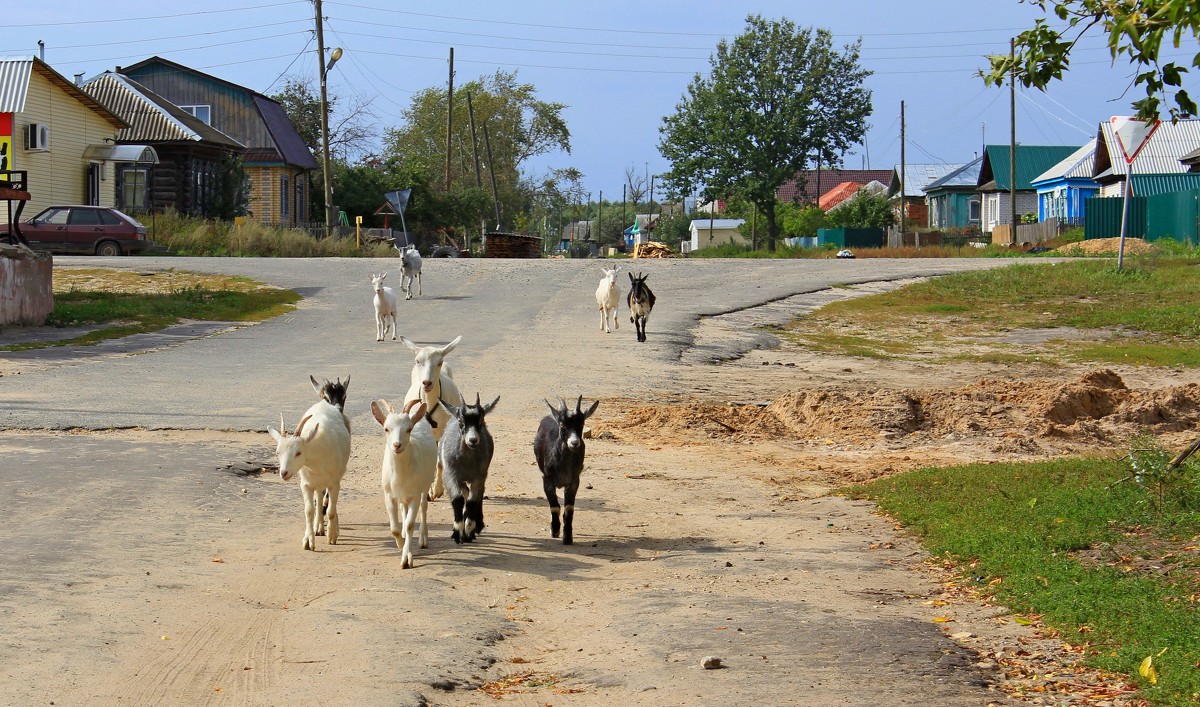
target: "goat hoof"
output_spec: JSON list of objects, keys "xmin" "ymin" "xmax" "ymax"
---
[
  {"xmin": 563, "ymin": 536, "xmax": 573, "ymax": 545},
  {"xmin": 451, "ymin": 530, "xmax": 462, "ymax": 545}
]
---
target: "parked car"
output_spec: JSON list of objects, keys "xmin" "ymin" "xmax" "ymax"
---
[{"xmin": 0, "ymin": 205, "xmax": 153, "ymax": 255}]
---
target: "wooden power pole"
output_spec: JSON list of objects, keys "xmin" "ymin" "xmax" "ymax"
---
[{"xmin": 445, "ymin": 47, "xmax": 454, "ymax": 192}]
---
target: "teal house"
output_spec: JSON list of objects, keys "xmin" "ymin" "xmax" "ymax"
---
[{"xmin": 923, "ymin": 156, "xmax": 982, "ymax": 230}]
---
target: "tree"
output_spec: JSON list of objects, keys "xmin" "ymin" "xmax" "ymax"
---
[
  {"xmin": 382, "ymin": 69, "xmax": 571, "ymax": 230},
  {"xmin": 203, "ymin": 154, "xmax": 249, "ymax": 219},
  {"xmin": 826, "ymin": 190, "xmax": 893, "ymax": 229},
  {"xmin": 658, "ymin": 15, "xmax": 872, "ymax": 251},
  {"xmin": 778, "ymin": 201, "xmax": 827, "ymax": 237},
  {"xmin": 983, "ymin": 1, "xmax": 1200, "ymax": 121}
]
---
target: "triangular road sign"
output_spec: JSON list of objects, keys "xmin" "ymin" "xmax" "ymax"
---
[{"xmin": 1110, "ymin": 116, "xmax": 1161, "ymax": 165}]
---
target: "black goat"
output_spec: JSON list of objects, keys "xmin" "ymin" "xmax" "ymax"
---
[
  {"xmin": 534, "ymin": 396, "xmax": 599, "ymax": 545},
  {"xmin": 441, "ymin": 393, "xmax": 499, "ymax": 544},
  {"xmin": 627, "ymin": 271, "xmax": 656, "ymax": 342}
]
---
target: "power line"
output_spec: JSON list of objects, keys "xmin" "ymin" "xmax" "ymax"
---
[
  {"xmin": 263, "ymin": 33, "xmax": 315, "ymax": 93},
  {"xmin": 6, "ymin": 1, "xmax": 305, "ymax": 28},
  {"xmin": 0, "ymin": 19, "xmax": 310, "ymax": 55}
]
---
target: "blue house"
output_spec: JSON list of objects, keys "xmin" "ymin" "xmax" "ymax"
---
[
  {"xmin": 1031, "ymin": 140, "xmax": 1098, "ymax": 225},
  {"xmin": 923, "ymin": 156, "xmax": 982, "ymax": 230}
]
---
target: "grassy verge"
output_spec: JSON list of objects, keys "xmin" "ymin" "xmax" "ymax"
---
[
  {"xmin": 2, "ymin": 268, "xmax": 299, "ymax": 351},
  {"xmin": 786, "ymin": 258, "xmax": 1200, "ymax": 367},
  {"xmin": 142, "ymin": 210, "xmax": 396, "ymax": 257},
  {"xmin": 846, "ymin": 455, "xmax": 1200, "ymax": 706}
]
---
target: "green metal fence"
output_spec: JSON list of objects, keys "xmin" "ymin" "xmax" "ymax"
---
[
  {"xmin": 1145, "ymin": 189, "xmax": 1200, "ymax": 243},
  {"xmin": 1084, "ymin": 196, "xmax": 1146, "ymax": 239}
]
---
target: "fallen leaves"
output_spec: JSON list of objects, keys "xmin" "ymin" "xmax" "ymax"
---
[{"xmin": 477, "ymin": 672, "xmax": 584, "ymax": 699}]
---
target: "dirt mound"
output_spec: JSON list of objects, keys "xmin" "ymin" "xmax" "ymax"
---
[
  {"xmin": 606, "ymin": 369, "xmax": 1200, "ymax": 455},
  {"xmin": 1054, "ymin": 237, "xmax": 1157, "ymax": 255}
]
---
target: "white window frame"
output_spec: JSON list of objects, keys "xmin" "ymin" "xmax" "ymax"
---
[{"xmin": 180, "ymin": 105, "xmax": 212, "ymax": 125}]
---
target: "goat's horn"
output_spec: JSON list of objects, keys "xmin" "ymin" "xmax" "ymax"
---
[
  {"xmin": 295, "ymin": 414, "xmax": 313, "ymax": 435},
  {"xmin": 576, "ymin": 395, "xmax": 584, "ymax": 415},
  {"xmin": 279, "ymin": 412, "xmax": 286, "ymax": 434},
  {"xmin": 475, "ymin": 392, "xmax": 481, "ymax": 407}
]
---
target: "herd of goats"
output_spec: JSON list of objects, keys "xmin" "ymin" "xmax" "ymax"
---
[{"xmin": 267, "ymin": 244, "xmax": 658, "ymax": 567}]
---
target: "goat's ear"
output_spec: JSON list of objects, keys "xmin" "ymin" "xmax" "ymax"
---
[
  {"xmin": 442, "ymin": 401, "xmax": 461, "ymax": 418},
  {"xmin": 544, "ymin": 399, "xmax": 558, "ymax": 417},
  {"xmin": 399, "ymin": 336, "xmax": 418, "ymax": 352},
  {"xmin": 268, "ymin": 426, "xmax": 282, "ymax": 443},
  {"xmin": 342, "ymin": 374, "xmax": 350, "ymax": 391},
  {"xmin": 628, "ymin": 271, "xmax": 635, "ymax": 283},
  {"xmin": 309, "ymin": 375, "xmax": 321, "ymax": 394},
  {"xmin": 483, "ymin": 395, "xmax": 500, "ymax": 414},
  {"xmin": 371, "ymin": 401, "xmax": 388, "ymax": 426},
  {"xmin": 442, "ymin": 335, "xmax": 462, "ymax": 355},
  {"xmin": 582, "ymin": 399, "xmax": 600, "ymax": 420},
  {"xmin": 409, "ymin": 402, "xmax": 428, "ymax": 424}
]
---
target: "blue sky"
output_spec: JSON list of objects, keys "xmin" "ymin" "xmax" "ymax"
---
[{"xmin": 3, "ymin": 1, "xmax": 1156, "ymax": 197}]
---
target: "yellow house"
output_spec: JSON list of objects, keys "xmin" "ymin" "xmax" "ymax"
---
[{"xmin": 0, "ymin": 56, "xmax": 130, "ymax": 222}]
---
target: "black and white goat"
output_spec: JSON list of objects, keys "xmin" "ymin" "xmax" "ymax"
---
[
  {"xmin": 440, "ymin": 393, "xmax": 499, "ymax": 544},
  {"xmin": 534, "ymin": 396, "xmax": 599, "ymax": 545},
  {"xmin": 310, "ymin": 375, "xmax": 351, "ymax": 535},
  {"xmin": 627, "ymin": 271, "xmax": 656, "ymax": 343}
]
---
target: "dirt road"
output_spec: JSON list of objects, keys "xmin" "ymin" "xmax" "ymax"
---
[{"xmin": 2, "ymin": 256, "xmax": 1097, "ymax": 706}]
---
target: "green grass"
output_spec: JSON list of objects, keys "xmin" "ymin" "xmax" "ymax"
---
[
  {"xmin": 847, "ymin": 457, "xmax": 1200, "ymax": 706},
  {"xmin": 2, "ymin": 286, "xmax": 300, "ymax": 351},
  {"xmin": 143, "ymin": 210, "xmax": 397, "ymax": 257},
  {"xmin": 793, "ymin": 258, "xmax": 1200, "ymax": 366}
]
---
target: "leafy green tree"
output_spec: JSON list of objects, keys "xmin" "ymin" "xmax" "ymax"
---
[
  {"xmin": 383, "ymin": 70, "xmax": 571, "ymax": 230},
  {"xmin": 778, "ymin": 201, "xmax": 827, "ymax": 237},
  {"xmin": 983, "ymin": 1, "xmax": 1200, "ymax": 121},
  {"xmin": 203, "ymin": 154, "xmax": 249, "ymax": 219},
  {"xmin": 826, "ymin": 191, "xmax": 893, "ymax": 229},
  {"xmin": 658, "ymin": 15, "xmax": 872, "ymax": 251}
]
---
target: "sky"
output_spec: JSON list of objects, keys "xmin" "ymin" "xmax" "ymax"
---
[{"xmin": 2, "ymin": 0, "xmax": 1166, "ymax": 199}]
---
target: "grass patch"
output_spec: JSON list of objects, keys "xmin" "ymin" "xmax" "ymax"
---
[
  {"xmin": 789, "ymin": 258, "xmax": 1200, "ymax": 367},
  {"xmin": 142, "ymin": 209, "xmax": 396, "ymax": 257},
  {"xmin": 847, "ymin": 456, "xmax": 1200, "ymax": 706},
  {"xmin": 789, "ymin": 331, "xmax": 914, "ymax": 359},
  {"xmin": 2, "ymin": 268, "xmax": 299, "ymax": 351}
]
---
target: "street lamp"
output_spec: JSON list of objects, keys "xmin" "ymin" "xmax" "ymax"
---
[{"xmin": 318, "ymin": 46, "xmax": 341, "ymax": 236}]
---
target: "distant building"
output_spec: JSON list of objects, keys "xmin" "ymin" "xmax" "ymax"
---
[
  {"xmin": 1030, "ymin": 141, "xmax": 1098, "ymax": 224},
  {"xmin": 689, "ymin": 218, "xmax": 746, "ymax": 251},
  {"xmin": 924, "ymin": 157, "xmax": 983, "ymax": 230},
  {"xmin": 777, "ymin": 168, "xmax": 892, "ymax": 204},
  {"xmin": 977, "ymin": 144, "xmax": 1080, "ymax": 232}
]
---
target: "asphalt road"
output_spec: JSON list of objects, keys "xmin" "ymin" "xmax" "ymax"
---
[{"xmin": 0, "ymin": 255, "xmax": 1024, "ymax": 705}]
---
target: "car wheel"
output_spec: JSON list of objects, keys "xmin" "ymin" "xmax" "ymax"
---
[
  {"xmin": 96, "ymin": 240, "xmax": 122, "ymax": 257},
  {"xmin": 430, "ymin": 245, "xmax": 459, "ymax": 258}
]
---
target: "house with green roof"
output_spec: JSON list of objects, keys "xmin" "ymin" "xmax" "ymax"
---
[{"xmin": 977, "ymin": 144, "xmax": 1080, "ymax": 233}]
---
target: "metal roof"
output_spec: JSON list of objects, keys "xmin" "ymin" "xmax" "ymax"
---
[
  {"xmin": 1093, "ymin": 118, "xmax": 1200, "ymax": 179},
  {"xmin": 979, "ymin": 144, "xmax": 1081, "ymax": 191},
  {"xmin": 82, "ymin": 72, "xmax": 243, "ymax": 148},
  {"xmin": 1032, "ymin": 140, "xmax": 1097, "ymax": 184},
  {"xmin": 253, "ymin": 95, "xmax": 318, "ymax": 169},
  {"xmin": 0, "ymin": 56, "xmax": 32, "ymax": 112},
  {"xmin": 888, "ymin": 163, "xmax": 963, "ymax": 198},
  {"xmin": 777, "ymin": 169, "xmax": 893, "ymax": 203},
  {"xmin": 690, "ymin": 219, "xmax": 745, "ymax": 230},
  {"xmin": 924, "ymin": 156, "xmax": 983, "ymax": 192},
  {"xmin": 81, "ymin": 144, "xmax": 159, "ymax": 163},
  {"xmin": 1129, "ymin": 173, "xmax": 1200, "ymax": 196}
]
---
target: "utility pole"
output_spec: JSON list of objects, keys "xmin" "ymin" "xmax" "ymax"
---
[
  {"xmin": 598, "ymin": 190, "xmax": 603, "ymax": 251},
  {"xmin": 1009, "ymin": 37, "xmax": 1018, "ymax": 239},
  {"xmin": 900, "ymin": 100, "xmax": 906, "ymax": 235},
  {"xmin": 482, "ymin": 121, "xmax": 501, "ymax": 231},
  {"xmin": 466, "ymin": 91, "xmax": 484, "ymax": 248},
  {"xmin": 445, "ymin": 47, "xmax": 454, "ymax": 193},
  {"xmin": 314, "ymin": 0, "xmax": 333, "ymax": 235}
]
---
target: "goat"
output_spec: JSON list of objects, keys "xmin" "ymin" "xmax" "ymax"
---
[
  {"xmin": 394, "ymin": 244, "xmax": 423, "ymax": 300},
  {"xmin": 309, "ymin": 375, "xmax": 351, "ymax": 536},
  {"xmin": 440, "ymin": 393, "xmax": 499, "ymax": 544},
  {"xmin": 401, "ymin": 335, "xmax": 464, "ymax": 500},
  {"xmin": 268, "ymin": 400, "xmax": 352, "ymax": 550},
  {"xmin": 595, "ymin": 267, "xmax": 621, "ymax": 334},
  {"xmin": 627, "ymin": 271, "xmax": 656, "ymax": 342},
  {"xmin": 534, "ymin": 396, "xmax": 599, "ymax": 545},
  {"xmin": 371, "ymin": 272, "xmax": 398, "ymax": 341},
  {"xmin": 371, "ymin": 399, "xmax": 437, "ymax": 568}
]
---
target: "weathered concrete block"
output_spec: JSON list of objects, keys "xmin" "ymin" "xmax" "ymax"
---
[{"xmin": 0, "ymin": 252, "xmax": 53, "ymax": 326}]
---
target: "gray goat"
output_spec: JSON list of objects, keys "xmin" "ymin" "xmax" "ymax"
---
[
  {"xmin": 534, "ymin": 396, "xmax": 599, "ymax": 545},
  {"xmin": 440, "ymin": 393, "xmax": 500, "ymax": 544}
]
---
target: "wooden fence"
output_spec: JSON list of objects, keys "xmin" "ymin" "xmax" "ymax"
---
[{"xmin": 991, "ymin": 218, "xmax": 1059, "ymax": 246}]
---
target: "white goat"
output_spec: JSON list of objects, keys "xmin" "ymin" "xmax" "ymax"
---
[
  {"xmin": 595, "ymin": 267, "xmax": 621, "ymax": 333},
  {"xmin": 372, "ymin": 399, "xmax": 438, "ymax": 568},
  {"xmin": 395, "ymin": 244, "xmax": 423, "ymax": 300},
  {"xmin": 371, "ymin": 272, "xmax": 398, "ymax": 342},
  {"xmin": 400, "ymin": 335, "xmax": 464, "ymax": 500},
  {"xmin": 269, "ymin": 400, "xmax": 352, "ymax": 551}
]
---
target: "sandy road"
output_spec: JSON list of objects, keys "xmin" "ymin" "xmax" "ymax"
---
[{"xmin": 0, "ymin": 256, "xmax": 1019, "ymax": 705}]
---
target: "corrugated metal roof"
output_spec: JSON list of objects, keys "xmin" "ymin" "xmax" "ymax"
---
[
  {"xmin": 83, "ymin": 72, "xmax": 244, "ymax": 147},
  {"xmin": 979, "ymin": 144, "xmax": 1080, "ymax": 191},
  {"xmin": 888, "ymin": 163, "xmax": 963, "ymax": 197},
  {"xmin": 1094, "ymin": 118, "xmax": 1200, "ymax": 178},
  {"xmin": 777, "ymin": 169, "xmax": 893, "ymax": 202},
  {"xmin": 924, "ymin": 156, "xmax": 983, "ymax": 192},
  {"xmin": 0, "ymin": 56, "xmax": 33, "ymax": 112},
  {"xmin": 690, "ymin": 219, "xmax": 745, "ymax": 230},
  {"xmin": 1032, "ymin": 140, "xmax": 1097, "ymax": 184},
  {"xmin": 1129, "ymin": 173, "xmax": 1200, "ymax": 196}
]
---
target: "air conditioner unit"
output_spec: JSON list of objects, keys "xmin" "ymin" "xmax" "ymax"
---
[{"xmin": 25, "ymin": 123, "xmax": 50, "ymax": 151}]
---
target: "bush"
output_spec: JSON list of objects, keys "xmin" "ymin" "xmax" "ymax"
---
[{"xmin": 145, "ymin": 211, "xmax": 395, "ymax": 257}]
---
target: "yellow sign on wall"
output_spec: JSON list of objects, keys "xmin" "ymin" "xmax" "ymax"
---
[{"xmin": 0, "ymin": 112, "xmax": 12, "ymax": 171}]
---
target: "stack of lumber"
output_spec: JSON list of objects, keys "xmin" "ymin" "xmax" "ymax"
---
[
  {"xmin": 632, "ymin": 241, "xmax": 676, "ymax": 259},
  {"xmin": 484, "ymin": 232, "xmax": 543, "ymax": 258}
]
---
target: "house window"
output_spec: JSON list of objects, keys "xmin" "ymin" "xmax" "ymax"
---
[
  {"xmin": 120, "ymin": 167, "xmax": 149, "ymax": 211},
  {"xmin": 968, "ymin": 197, "xmax": 981, "ymax": 223},
  {"xmin": 280, "ymin": 175, "xmax": 290, "ymax": 219},
  {"xmin": 180, "ymin": 105, "xmax": 211, "ymax": 125}
]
